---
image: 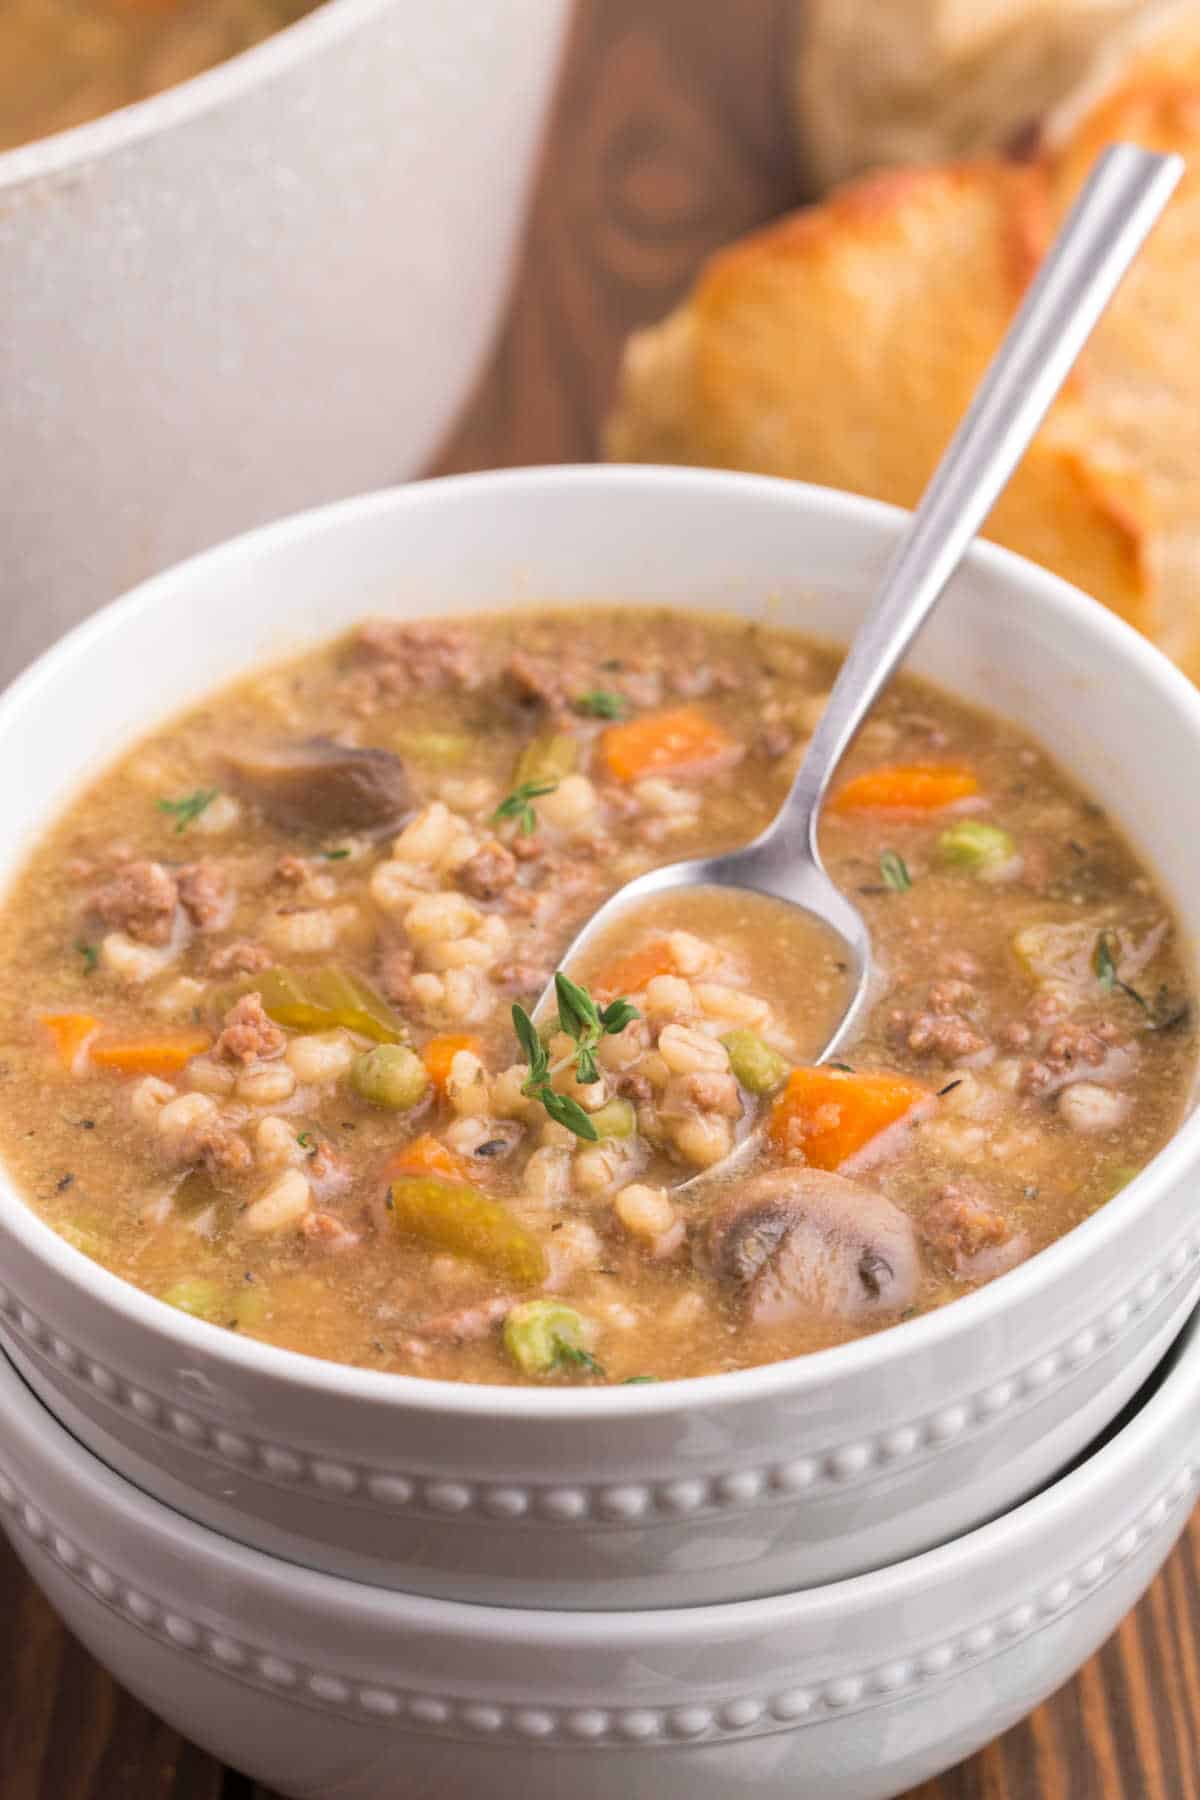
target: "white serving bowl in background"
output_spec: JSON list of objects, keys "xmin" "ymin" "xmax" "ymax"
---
[
  {"xmin": 0, "ymin": 466, "xmax": 1198, "ymax": 1609},
  {"xmin": 3, "ymin": 1314, "xmax": 1200, "ymax": 1800},
  {"xmin": 0, "ymin": 0, "xmax": 569, "ymax": 685}
]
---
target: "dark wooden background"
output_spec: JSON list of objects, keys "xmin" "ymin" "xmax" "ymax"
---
[{"xmin": 4, "ymin": 2, "xmax": 1199, "ymax": 1794}]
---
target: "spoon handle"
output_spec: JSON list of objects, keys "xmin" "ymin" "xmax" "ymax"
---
[{"xmin": 764, "ymin": 142, "xmax": 1182, "ymax": 864}]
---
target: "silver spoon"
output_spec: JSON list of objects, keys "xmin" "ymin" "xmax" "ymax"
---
[{"xmin": 544, "ymin": 142, "xmax": 1182, "ymax": 1180}]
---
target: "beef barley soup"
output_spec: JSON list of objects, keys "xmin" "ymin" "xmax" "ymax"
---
[
  {"xmin": 0, "ymin": 1, "xmax": 322, "ymax": 154},
  {"xmin": 0, "ymin": 606, "xmax": 1191, "ymax": 1386}
]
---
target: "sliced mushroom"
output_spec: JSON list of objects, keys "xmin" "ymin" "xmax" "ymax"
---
[
  {"xmin": 706, "ymin": 1168, "xmax": 920, "ymax": 1325},
  {"xmin": 228, "ymin": 739, "xmax": 413, "ymax": 836}
]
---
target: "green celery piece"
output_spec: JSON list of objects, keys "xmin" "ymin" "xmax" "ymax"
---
[
  {"xmin": 515, "ymin": 732, "xmax": 578, "ymax": 788},
  {"xmin": 256, "ymin": 965, "xmax": 407, "ymax": 1044},
  {"xmin": 387, "ymin": 1175, "xmax": 547, "ymax": 1285}
]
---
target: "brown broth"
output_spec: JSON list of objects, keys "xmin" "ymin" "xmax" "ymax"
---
[{"xmin": 0, "ymin": 604, "xmax": 1190, "ymax": 1385}]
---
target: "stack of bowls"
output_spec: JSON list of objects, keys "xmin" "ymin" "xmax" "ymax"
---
[{"xmin": 0, "ymin": 468, "xmax": 1197, "ymax": 1797}]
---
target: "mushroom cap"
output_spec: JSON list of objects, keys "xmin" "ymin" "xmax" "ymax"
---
[
  {"xmin": 229, "ymin": 738, "xmax": 413, "ymax": 836},
  {"xmin": 706, "ymin": 1167, "xmax": 921, "ymax": 1325}
]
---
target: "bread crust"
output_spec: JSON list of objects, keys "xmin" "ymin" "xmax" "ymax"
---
[{"xmin": 607, "ymin": 153, "xmax": 1151, "ymax": 632}]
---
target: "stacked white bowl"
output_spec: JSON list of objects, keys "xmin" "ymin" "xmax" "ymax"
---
[{"xmin": 0, "ymin": 469, "xmax": 1198, "ymax": 1797}]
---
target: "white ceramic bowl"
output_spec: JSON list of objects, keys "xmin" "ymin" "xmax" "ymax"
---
[
  {"xmin": 0, "ymin": 0, "xmax": 569, "ymax": 685},
  {"xmin": 4, "ymin": 1316, "xmax": 1200, "ymax": 1800},
  {"xmin": 0, "ymin": 467, "xmax": 1198, "ymax": 1609}
]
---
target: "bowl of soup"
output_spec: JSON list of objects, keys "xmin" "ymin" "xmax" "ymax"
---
[
  {"xmin": 2, "ymin": 1307, "xmax": 1198, "ymax": 1798},
  {"xmin": 0, "ymin": 465, "xmax": 1196, "ymax": 1608},
  {"xmin": 0, "ymin": 0, "xmax": 569, "ymax": 683}
]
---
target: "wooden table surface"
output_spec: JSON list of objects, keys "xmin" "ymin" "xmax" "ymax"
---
[{"xmin": 4, "ymin": 4, "xmax": 1199, "ymax": 1795}]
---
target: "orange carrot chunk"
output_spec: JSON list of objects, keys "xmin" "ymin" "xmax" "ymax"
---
[
  {"xmin": 42, "ymin": 1013, "xmax": 101, "ymax": 1071},
  {"xmin": 592, "ymin": 938, "xmax": 676, "ymax": 997},
  {"xmin": 422, "ymin": 1034, "xmax": 483, "ymax": 1093},
  {"xmin": 89, "ymin": 1030, "xmax": 211, "ymax": 1078},
  {"xmin": 384, "ymin": 1133, "xmax": 471, "ymax": 1182},
  {"xmin": 768, "ymin": 1066, "xmax": 929, "ymax": 1170},
  {"xmin": 830, "ymin": 763, "xmax": 980, "ymax": 814},
  {"xmin": 601, "ymin": 706, "xmax": 737, "ymax": 783}
]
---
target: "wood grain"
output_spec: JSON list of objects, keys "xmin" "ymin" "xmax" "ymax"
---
[{"xmin": 1, "ymin": 2, "xmax": 1196, "ymax": 1795}]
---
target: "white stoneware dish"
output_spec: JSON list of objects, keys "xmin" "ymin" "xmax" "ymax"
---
[
  {"xmin": 4, "ymin": 1316, "xmax": 1200, "ymax": 1800},
  {"xmin": 0, "ymin": 0, "xmax": 569, "ymax": 685},
  {"xmin": 0, "ymin": 467, "xmax": 1198, "ymax": 1608}
]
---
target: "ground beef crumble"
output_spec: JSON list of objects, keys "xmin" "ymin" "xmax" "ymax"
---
[
  {"xmin": 924, "ymin": 1182, "xmax": 1012, "ymax": 1273},
  {"xmin": 348, "ymin": 621, "xmax": 483, "ymax": 707},
  {"xmin": 458, "ymin": 840, "xmax": 517, "ymax": 901},
  {"xmin": 1018, "ymin": 1019, "xmax": 1124, "ymax": 1098},
  {"xmin": 503, "ymin": 650, "xmax": 569, "ymax": 713},
  {"xmin": 888, "ymin": 980, "xmax": 989, "ymax": 1064},
  {"xmin": 214, "ymin": 992, "xmax": 286, "ymax": 1065},
  {"xmin": 177, "ymin": 861, "xmax": 229, "ymax": 932},
  {"xmin": 91, "ymin": 859, "xmax": 178, "ymax": 945},
  {"xmin": 377, "ymin": 944, "xmax": 415, "ymax": 1006},
  {"xmin": 207, "ymin": 940, "xmax": 274, "ymax": 977}
]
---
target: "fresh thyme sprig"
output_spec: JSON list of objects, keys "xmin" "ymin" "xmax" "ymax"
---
[
  {"xmin": 552, "ymin": 972, "xmax": 640, "ymax": 1084},
  {"xmin": 511, "ymin": 976, "xmax": 640, "ymax": 1140},
  {"xmin": 1093, "ymin": 929, "xmax": 1190, "ymax": 1033},
  {"xmin": 492, "ymin": 778, "xmax": 559, "ymax": 836}
]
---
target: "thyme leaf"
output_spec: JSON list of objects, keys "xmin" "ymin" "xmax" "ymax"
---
[
  {"xmin": 879, "ymin": 850, "xmax": 912, "ymax": 893},
  {"xmin": 511, "ymin": 983, "xmax": 639, "ymax": 1140},
  {"xmin": 574, "ymin": 690, "xmax": 628, "ymax": 720},
  {"xmin": 492, "ymin": 779, "xmax": 558, "ymax": 836},
  {"xmin": 552, "ymin": 1336, "xmax": 606, "ymax": 1378},
  {"xmin": 157, "ymin": 787, "xmax": 219, "ymax": 833},
  {"xmin": 1093, "ymin": 930, "xmax": 1190, "ymax": 1031}
]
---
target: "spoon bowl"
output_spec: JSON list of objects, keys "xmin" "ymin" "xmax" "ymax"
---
[{"xmin": 543, "ymin": 142, "xmax": 1182, "ymax": 1186}]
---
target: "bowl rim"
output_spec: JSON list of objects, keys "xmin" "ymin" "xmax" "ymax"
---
[
  {"xmin": 0, "ymin": 0, "xmax": 398, "ymax": 191},
  {"xmin": 2, "ymin": 1305, "xmax": 1196, "ymax": 1636},
  {"xmin": 3, "ymin": 462, "xmax": 1199, "ymax": 1421}
]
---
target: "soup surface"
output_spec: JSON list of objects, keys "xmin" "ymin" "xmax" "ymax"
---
[
  {"xmin": 0, "ymin": 0, "xmax": 321, "ymax": 153},
  {"xmin": 0, "ymin": 606, "xmax": 1192, "ymax": 1385}
]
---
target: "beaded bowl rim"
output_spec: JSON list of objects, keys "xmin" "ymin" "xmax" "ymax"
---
[
  {"xmin": 1, "ymin": 466, "xmax": 1199, "ymax": 1421},
  {"xmin": 2, "ymin": 1306, "xmax": 1197, "ymax": 1663}
]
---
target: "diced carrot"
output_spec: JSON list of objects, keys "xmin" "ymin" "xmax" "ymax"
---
[
  {"xmin": 42, "ymin": 1013, "xmax": 101, "ymax": 1072},
  {"xmin": 600, "ymin": 706, "xmax": 737, "ymax": 783},
  {"xmin": 89, "ymin": 1029, "xmax": 211, "ymax": 1078},
  {"xmin": 830, "ymin": 763, "xmax": 980, "ymax": 814},
  {"xmin": 592, "ymin": 939, "xmax": 676, "ymax": 997},
  {"xmin": 384, "ymin": 1134, "xmax": 470, "ymax": 1182},
  {"xmin": 767, "ymin": 1066, "xmax": 929, "ymax": 1170},
  {"xmin": 422, "ymin": 1034, "xmax": 483, "ymax": 1092}
]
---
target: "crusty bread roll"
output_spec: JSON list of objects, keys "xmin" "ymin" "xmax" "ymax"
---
[
  {"xmin": 608, "ymin": 9, "xmax": 1200, "ymax": 678},
  {"xmin": 794, "ymin": 0, "xmax": 1171, "ymax": 188}
]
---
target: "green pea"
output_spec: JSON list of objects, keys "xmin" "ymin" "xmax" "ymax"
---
[
  {"xmin": 588, "ymin": 1096, "xmax": 636, "ymax": 1139},
  {"xmin": 350, "ymin": 1044, "xmax": 429, "ymax": 1111},
  {"xmin": 721, "ymin": 1029, "xmax": 789, "ymax": 1095},
  {"xmin": 936, "ymin": 821, "xmax": 1015, "ymax": 875},
  {"xmin": 503, "ymin": 1299, "xmax": 599, "ymax": 1378},
  {"xmin": 160, "ymin": 1277, "xmax": 228, "ymax": 1323}
]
